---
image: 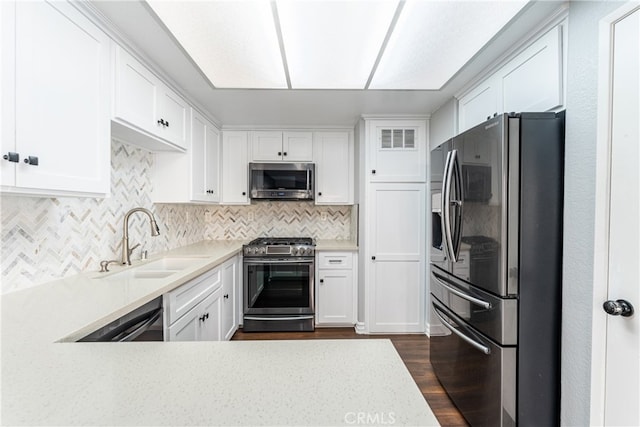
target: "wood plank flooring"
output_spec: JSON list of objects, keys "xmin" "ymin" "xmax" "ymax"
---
[{"xmin": 232, "ymin": 328, "xmax": 468, "ymax": 426}]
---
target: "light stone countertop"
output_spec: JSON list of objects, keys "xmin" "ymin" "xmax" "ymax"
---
[
  {"xmin": 315, "ymin": 239, "xmax": 359, "ymax": 251},
  {"xmin": 0, "ymin": 239, "xmax": 438, "ymax": 426}
]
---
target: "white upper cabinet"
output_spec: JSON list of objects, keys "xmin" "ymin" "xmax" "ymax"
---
[
  {"xmin": 368, "ymin": 120, "xmax": 427, "ymax": 183},
  {"xmin": 250, "ymin": 131, "xmax": 313, "ymax": 162},
  {"xmin": 152, "ymin": 108, "xmax": 220, "ymax": 204},
  {"xmin": 1, "ymin": 0, "xmax": 111, "ymax": 196},
  {"xmin": 458, "ymin": 25, "xmax": 564, "ymax": 132},
  {"xmin": 313, "ymin": 131, "xmax": 354, "ymax": 205},
  {"xmin": 458, "ymin": 77, "xmax": 500, "ymax": 133},
  {"xmin": 190, "ymin": 111, "xmax": 220, "ymax": 203},
  {"xmin": 113, "ymin": 46, "xmax": 188, "ymax": 151},
  {"xmin": 221, "ymin": 131, "xmax": 250, "ymax": 205},
  {"xmin": 501, "ymin": 26, "xmax": 563, "ymax": 113}
]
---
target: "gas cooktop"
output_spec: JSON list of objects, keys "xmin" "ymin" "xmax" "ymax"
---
[{"xmin": 243, "ymin": 237, "xmax": 315, "ymax": 257}]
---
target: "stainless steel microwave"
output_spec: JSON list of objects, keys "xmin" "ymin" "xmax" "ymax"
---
[{"xmin": 249, "ymin": 163, "xmax": 315, "ymax": 201}]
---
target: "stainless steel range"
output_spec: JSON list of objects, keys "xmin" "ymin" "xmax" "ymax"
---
[{"xmin": 243, "ymin": 237, "xmax": 315, "ymax": 332}]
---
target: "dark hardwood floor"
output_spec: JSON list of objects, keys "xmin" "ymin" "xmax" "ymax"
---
[{"xmin": 232, "ymin": 327, "xmax": 468, "ymax": 426}]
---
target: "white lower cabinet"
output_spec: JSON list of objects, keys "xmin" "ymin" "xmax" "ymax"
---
[
  {"xmin": 221, "ymin": 255, "xmax": 239, "ymax": 340},
  {"xmin": 168, "ymin": 288, "xmax": 222, "ymax": 341},
  {"xmin": 316, "ymin": 251, "xmax": 357, "ymax": 326},
  {"xmin": 164, "ymin": 256, "xmax": 240, "ymax": 341}
]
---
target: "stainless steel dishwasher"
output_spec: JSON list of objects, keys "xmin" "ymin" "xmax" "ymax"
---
[{"xmin": 78, "ymin": 296, "xmax": 163, "ymax": 342}]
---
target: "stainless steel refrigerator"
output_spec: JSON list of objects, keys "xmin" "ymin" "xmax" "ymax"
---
[{"xmin": 429, "ymin": 112, "xmax": 564, "ymax": 426}]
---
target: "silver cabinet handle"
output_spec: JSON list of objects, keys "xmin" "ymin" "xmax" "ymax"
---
[
  {"xmin": 432, "ymin": 272, "xmax": 491, "ymax": 309},
  {"xmin": 433, "ymin": 303, "xmax": 491, "ymax": 355}
]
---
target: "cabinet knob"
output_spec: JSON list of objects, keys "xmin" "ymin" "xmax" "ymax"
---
[
  {"xmin": 278, "ymin": 152, "xmax": 282, "ymax": 156},
  {"xmin": 3, "ymin": 152, "xmax": 19, "ymax": 163},
  {"xmin": 24, "ymin": 156, "xmax": 38, "ymax": 166},
  {"xmin": 318, "ymin": 192, "xmax": 322, "ymax": 196},
  {"xmin": 319, "ymin": 279, "xmax": 324, "ymax": 284},
  {"xmin": 372, "ymin": 169, "xmax": 376, "ymax": 175},
  {"xmin": 157, "ymin": 119, "xmax": 164, "ymax": 126},
  {"xmin": 224, "ymin": 294, "xmax": 229, "ymax": 299},
  {"xmin": 166, "ymin": 120, "xmax": 170, "ymax": 127},
  {"xmin": 242, "ymin": 191, "xmax": 246, "ymax": 196},
  {"xmin": 199, "ymin": 314, "xmax": 206, "ymax": 322},
  {"xmin": 283, "ymin": 152, "xmax": 287, "ymax": 156},
  {"xmin": 371, "ymin": 256, "xmax": 376, "ymax": 260}
]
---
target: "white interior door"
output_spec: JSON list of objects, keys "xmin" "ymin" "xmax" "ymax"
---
[{"xmin": 592, "ymin": 4, "xmax": 639, "ymax": 426}]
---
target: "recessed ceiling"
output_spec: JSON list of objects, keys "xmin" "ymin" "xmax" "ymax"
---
[{"xmin": 146, "ymin": 0, "xmax": 528, "ymax": 90}]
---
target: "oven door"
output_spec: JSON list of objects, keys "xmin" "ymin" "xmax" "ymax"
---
[{"xmin": 244, "ymin": 258, "xmax": 314, "ymax": 315}]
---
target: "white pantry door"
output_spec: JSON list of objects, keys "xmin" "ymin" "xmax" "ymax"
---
[{"xmin": 592, "ymin": 4, "xmax": 639, "ymax": 426}]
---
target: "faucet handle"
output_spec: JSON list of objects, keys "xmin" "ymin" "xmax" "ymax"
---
[
  {"xmin": 99, "ymin": 260, "xmax": 120, "ymax": 273},
  {"xmin": 128, "ymin": 243, "xmax": 141, "ymax": 257}
]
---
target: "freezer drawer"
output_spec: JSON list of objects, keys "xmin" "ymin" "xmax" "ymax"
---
[
  {"xmin": 430, "ymin": 296, "xmax": 516, "ymax": 427},
  {"xmin": 431, "ymin": 265, "xmax": 517, "ymax": 345}
]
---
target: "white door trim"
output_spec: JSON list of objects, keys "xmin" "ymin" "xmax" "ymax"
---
[{"xmin": 590, "ymin": 2, "xmax": 640, "ymax": 424}]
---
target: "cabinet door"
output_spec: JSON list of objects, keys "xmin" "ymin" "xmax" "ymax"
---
[
  {"xmin": 501, "ymin": 26, "xmax": 562, "ymax": 113},
  {"xmin": 114, "ymin": 46, "xmax": 158, "ymax": 136},
  {"xmin": 191, "ymin": 110, "xmax": 220, "ymax": 202},
  {"xmin": 157, "ymin": 84, "xmax": 189, "ymax": 150},
  {"xmin": 221, "ymin": 256, "xmax": 237, "ymax": 340},
  {"xmin": 8, "ymin": 1, "xmax": 110, "ymax": 194},
  {"xmin": 168, "ymin": 305, "xmax": 200, "ymax": 341},
  {"xmin": 221, "ymin": 131, "xmax": 249, "ymax": 204},
  {"xmin": 317, "ymin": 269, "xmax": 354, "ymax": 324},
  {"xmin": 313, "ymin": 131, "xmax": 353, "ymax": 204},
  {"xmin": 283, "ymin": 131, "xmax": 313, "ymax": 161},
  {"xmin": 198, "ymin": 289, "xmax": 222, "ymax": 341},
  {"xmin": 369, "ymin": 120, "xmax": 426, "ymax": 182},
  {"xmin": 458, "ymin": 77, "xmax": 499, "ymax": 133},
  {"xmin": 251, "ymin": 131, "xmax": 283, "ymax": 161},
  {"xmin": 369, "ymin": 184, "xmax": 425, "ymax": 333}
]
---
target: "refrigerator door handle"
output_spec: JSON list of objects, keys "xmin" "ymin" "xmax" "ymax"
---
[
  {"xmin": 432, "ymin": 271, "xmax": 492, "ymax": 309},
  {"xmin": 450, "ymin": 150, "xmax": 464, "ymax": 260},
  {"xmin": 433, "ymin": 303, "xmax": 491, "ymax": 355},
  {"xmin": 442, "ymin": 150, "xmax": 457, "ymax": 262}
]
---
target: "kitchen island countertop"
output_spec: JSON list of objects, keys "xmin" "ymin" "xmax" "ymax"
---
[{"xmin": 0, "ymin": 239, "xmax": 437, "ymax": 426}]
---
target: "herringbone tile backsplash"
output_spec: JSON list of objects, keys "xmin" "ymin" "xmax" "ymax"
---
[{"xmin": 1, "ymin": 141, "xmax": 353, "ymax": 294}]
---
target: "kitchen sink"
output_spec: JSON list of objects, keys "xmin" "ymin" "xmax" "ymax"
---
[{"xmin": 101, "ymin": 256, "xmax": 208, "ymax": 281}]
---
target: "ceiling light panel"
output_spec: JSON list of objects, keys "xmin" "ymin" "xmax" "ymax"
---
[
  {"xmin": 369, "ymin": 0, "xmax": 529, "ymax": 90},
  {"xmin": 147, "ymin": 1, "xmax": 287, "ymax": 89},
  {"xmin": 276, "ymin": 0, "xmax": 400, "ymax": 89}
]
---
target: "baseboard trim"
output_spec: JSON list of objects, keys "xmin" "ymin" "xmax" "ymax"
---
[{"xmin": 426, "ymin": 323, "xmax": 447, "ymax": 337}]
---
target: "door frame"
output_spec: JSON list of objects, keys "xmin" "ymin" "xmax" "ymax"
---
[{"xmin": 589, "ymin": 1, "xmax": 640, "ymax": 423}]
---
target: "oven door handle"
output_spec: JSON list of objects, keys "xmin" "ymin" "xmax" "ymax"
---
[
  {"xmin": 432, "ymin": 272, "xmax": 491, "ymax": 309},
  {"xmin": 244, "ymin": 258, "xmax": 314, "ymax": 264},
  {"xmin": 244, "ymin": 316, "xmax": 315, "ymax": 321},
  {"xmin": 432, "ymin": 303, "xmax": 491, "ymax": 355}
]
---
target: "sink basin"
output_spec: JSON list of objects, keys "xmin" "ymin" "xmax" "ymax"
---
[
  {"xmin": 132, "ymin": 270, "xmax": 177, "ymax": 279},
  {"xmin": 101, "ymin": 256, "xmax": 208, "ymax": 281},
  {"xmin": 136, "ymin": 257, "xmax": 205, "ymax": 271}
]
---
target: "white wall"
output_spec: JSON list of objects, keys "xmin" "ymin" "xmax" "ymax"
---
[{"xmin": 562, "ymin": 1, "xmax": 625, "ymax": 425}]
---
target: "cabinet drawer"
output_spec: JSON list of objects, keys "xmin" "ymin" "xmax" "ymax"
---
[
  {"xmin": 318, "ymin": 252, "xmax": 353, "ymax": 270},
  {"xmin": 164, "ymin": 267, "xmax": 221, "ymax": 325}
]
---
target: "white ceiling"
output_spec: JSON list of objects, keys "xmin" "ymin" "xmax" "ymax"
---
[
  {"xmin": 90, "ymin": 0, "xmax": 565, "ymax": 126},
  {"xmin": 146, "ymin": 0, "xmax": 528, "ymax": 90}
]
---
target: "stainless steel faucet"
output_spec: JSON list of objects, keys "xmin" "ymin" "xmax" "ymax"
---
[{"xmin": 121, "ymin": 207, "xmax": 160, "ymax": 265}]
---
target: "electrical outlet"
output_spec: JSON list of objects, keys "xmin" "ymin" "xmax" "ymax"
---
[
  {"xmin": 320, "ymin": 212, "xmax": 328, "ymax": 221},
  {"xmin": 248, "ymin": 212, "xmax": 255, "ymax": 221}
]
